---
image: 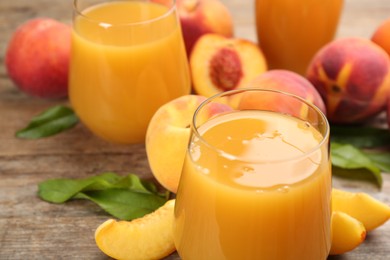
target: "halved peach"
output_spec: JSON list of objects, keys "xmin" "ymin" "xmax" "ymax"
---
[{"xmin": 190, "ymin": 33, "xmax": 267, "ymax": 97}]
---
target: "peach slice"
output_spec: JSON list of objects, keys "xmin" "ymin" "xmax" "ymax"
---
[
  {"xmin": 332, "ymin": 188, "xmax": 390, "ymax": 231},
  {"xmin": 190, "ymin": 33, "xmax": 267, "ymax": 97},
  {"xmin": 95, "ymin": 200, "xmax": 176, "ymax": 260},
  {"xmin": 330, "ymin": 211, "xmax": 366, "ymax": 255}
]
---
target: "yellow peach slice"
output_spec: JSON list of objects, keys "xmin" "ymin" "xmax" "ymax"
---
[
  {"xmin": 330, "ymin": 211, "xmax": 366, "ymax": 255},
  {"xmin": 95, "ymin": 200, "xmax": 176, "ymax": 260},
  {"xmin": 332, "ymin": 188, "xmax": 390, "ymax": 231}
]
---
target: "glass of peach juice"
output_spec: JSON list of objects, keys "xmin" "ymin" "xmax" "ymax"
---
[
  {"xmin": 69, "ymin": 0, "xmax": 190, "ymax": 144},
  {"xmin": 174, "ymin": 89, "xmax": 332, "ymax": 260},
  {"xmin": 255, "ymin": 0, "xmax": 344, "ymax": 75}
]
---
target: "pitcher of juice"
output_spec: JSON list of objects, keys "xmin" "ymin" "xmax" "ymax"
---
[
  {"xmin": 255, "ymin": 0, "xmax": 344, "ymax": 75},
  {"xmin": 69, "ymin": 0, "xmax": 190, "ymax": 144},
  {"xmin": 174, "ymin": 89, "xmax": 331, "ymax": 259}
]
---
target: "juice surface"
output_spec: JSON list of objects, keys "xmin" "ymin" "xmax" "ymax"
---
[
  {"xmin": 69, "ymin": 1, "xmax": 190, "ymax": 143},
  {"xmin": 174, "ymin": 110, "xmax": 331, "ymax": 260},
  {"xmin": 255, "ymin": 0, "xmax": 343, "ymax": 75}
]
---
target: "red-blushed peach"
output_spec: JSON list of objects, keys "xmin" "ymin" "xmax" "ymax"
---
[
  {"xmin": 176, "ymin": 0, "xmax": 234, "ymax": 57},
  {"xmin": 306, "ymin": 37, "xmax": 390, "ymax": 124},
  {"xmin": 190, "ymin": 34, "xmax": 267, "ymax": 97},
  {"xmin": 5, "ymin": 18, "xmax": 71, "ymax": 99},
  {"xmin": 372, "ymin": 18, "xmax": 390, "ymax": 57},
  {"xmin": 239, "ymin": 70, "xmax": 326, "ymax": 116},
  {"xmin": 145, "ymin": 94, "xmax": 231, "ymax": 193}
]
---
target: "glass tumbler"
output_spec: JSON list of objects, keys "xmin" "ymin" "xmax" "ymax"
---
[
  {"xmin": 69, "ymin": 0, "xmax": 190, "ymax": 144},
  {"xmin": 255, "ymin": 0, "xmax": 344, "ymax": 75},
  {"xmin": 174, "ymin": 88, "xmax": 331, "ymax": 260}
]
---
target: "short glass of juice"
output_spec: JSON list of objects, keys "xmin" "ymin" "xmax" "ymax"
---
[
  {"xmin": 174, "ymin": 88, "xmax": 331, "ymax": 260},
  {"xmin": 69, "ymin": 0, "xmax": 191, "ymax": 144}
]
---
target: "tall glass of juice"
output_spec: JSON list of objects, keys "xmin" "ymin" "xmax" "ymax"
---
[
  {"xmin": 174, "ymin": 88, "xmax": 331, "ymax": 260},
  {"xmin": 255, "ymin": 0, "xmax": 344, "ymax": 75},
  {"xmin": 69, "ymin": 0, "xmax": 190, "ymax": 144}
]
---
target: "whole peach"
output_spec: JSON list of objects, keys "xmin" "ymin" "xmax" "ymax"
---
[
  {"xmin": 177, "ymin": 0, "xmax": 234, "ymax": 56},
  {"xmin": 146, "ymin": 94, "xmax": 231, "ymax": 193},
  {"xmin": 306, "ymin": 37, "xmax": 390, "ymax": 124},
  {"xmin": 5, "ymin": 18, "xmax": 71, "ymax": 99},
  {"xmin": 242, "ymin": 69, "xmax": 326, "ymax": 115},
  {"xmin": 372, "ymin": 18, "xmax": 390, "ymax": 57}
]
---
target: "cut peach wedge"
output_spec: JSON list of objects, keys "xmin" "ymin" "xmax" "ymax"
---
[
  {"xmin": 332, "ymin": 188, "xmax": 390, "ymax": 231},
  {"xmin": 190, "ymin": 33, "xmax": 267, "ymax": 97},
  {"xmin": 95, "ymin": 200, "xmax": 176, "ymax": 260},
  {"xmin": 330, "ymin": 211, "xmax": 366, "ymax": 255}
]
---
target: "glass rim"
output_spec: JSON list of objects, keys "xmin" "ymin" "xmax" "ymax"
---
[
  {"xmin": 191, "ymin": 88, "xmax": 330, "ymax": 164},
  {"xmin": 73, "ymin": 0, "xmax": 177, "ymax": 26}
]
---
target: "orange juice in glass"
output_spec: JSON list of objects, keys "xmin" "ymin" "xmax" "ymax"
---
[
  {"xmin": 255, "ymin": 0, "xmax": 344, "ymax": 75},
  {"xmin": 69, "ymin": 0, "xmax": 190, "ymax": 144},
  {"xmin": 174, "ymin": 89, "xmax": 331, "ymax": 260}
]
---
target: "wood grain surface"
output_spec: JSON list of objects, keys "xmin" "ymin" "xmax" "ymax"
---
[{"xmin": 0, "ymin": 0, "xmax": 389, "ymax": 259}]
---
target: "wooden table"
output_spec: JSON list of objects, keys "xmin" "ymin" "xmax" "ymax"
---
[{"xmin": 0, "ymin": 0, "xmax": 389, "ymax": 259}]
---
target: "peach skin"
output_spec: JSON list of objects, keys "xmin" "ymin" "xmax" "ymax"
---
[
  {"xmin": 176, "ymin": 0, "xmax": 234, "ymax": 57},
  {"xmin": 241, "ymin": 69, "xmax": 326, "ymax": 115},
  {"xmin": 307, "ymin": 37, "xmax": 390, "ymax": 124},
  {"xmin": 372, "ymin": 17, "xmax": 390, "ymax": 57},
  {"xmin": 145, "ymin": 94, "xmax": 231, "ymax": 193}
]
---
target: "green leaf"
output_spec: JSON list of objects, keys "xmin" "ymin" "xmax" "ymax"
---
[
  {"xmin": 75, "ymin": 189, "xmax": 167, "ymax": 220},
  {"xmin": 332, "ymin": 166, "xmax": 381, "ymax": 185},
  {"xmin": 331, "ymin": 142, "xmax": 383, "ymax": 187},
  {"xmin": 330, "ymin": 125, "xmax": 390, "ymax": 148},
  {"xmin": 364, "ymin": 152, "xmax": 390, "ymax": 173},
  {"xmin": 38, "ymin": 172, "xmax": 123, "ymax": 203},
  {"xmin": 16, "ymin": 105, "xmax": 78, "ymax": 139},
  {"xmin": 38, "ymin": 173, "xmax": 169, "ymax": 220}
]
